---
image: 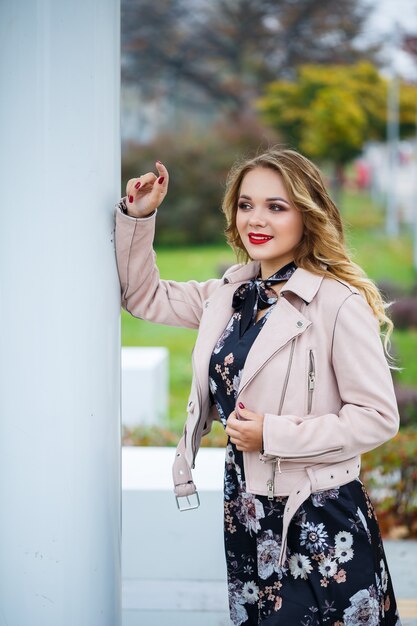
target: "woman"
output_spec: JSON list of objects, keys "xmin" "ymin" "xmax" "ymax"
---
[{"xmin": 115, "ymin": 149, "xmax": 401, "ymax": 626}]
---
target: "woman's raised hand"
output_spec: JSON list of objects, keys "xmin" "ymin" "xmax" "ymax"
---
[{"xmin": 124, "ymin": 161, "xmax": 169, "ymax": 218}]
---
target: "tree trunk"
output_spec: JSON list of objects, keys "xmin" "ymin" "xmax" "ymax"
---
[{"xmin": 331, "ymin": 162, "xmax": 345, "ymax": 210}]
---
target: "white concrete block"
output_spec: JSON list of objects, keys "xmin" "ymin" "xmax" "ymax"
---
[
  {"xmin": 122, "ymin": 447, "xmax": 229, "ymax": 625},
  {"xmin": 123, "ymin": 609, "xmax": 230, "ymax": 626},
  {"xmin": 121, "ymin": 347, "xmax": 169, "ymax": 427},
  {"xmin": 123, "ymin": 580, "xmax": 228, "ymax": 612}
]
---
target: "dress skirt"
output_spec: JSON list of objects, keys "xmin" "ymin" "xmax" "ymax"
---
[
  {"xmin": 208, "ymin": 308, "xmax": 401, "ymax": 626},
  {"xmin": 222, "ymin": 442, "xmax": 401, "ymax": 626}
]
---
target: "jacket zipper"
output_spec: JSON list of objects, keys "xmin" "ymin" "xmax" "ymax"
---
[
  {"xmin": 191, "ymin": 351, "xmax": 203, "ymax": 469},
  {"xmin": 307, "ymin": 349, "xmax": 315, "ymax": 414},
  {"xmin": 263, "ymin": 337, "xmax": 297, "ymax": 499},
  {"xmin": 238, "ymin": 335, "xmax": 297, "ymax": 399},
  {"xmin": 266, "ymin": 446, "xmax": 343, "ymax": 500},
  {"xmin": 278, "ymin": 338, "xmax": 296, "ymax": 415},
  {"xmin": 275, "ymin": 447, "xmax": 343, "ymax": 472}
]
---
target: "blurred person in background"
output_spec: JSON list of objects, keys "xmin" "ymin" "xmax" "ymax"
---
[{"xmin": 114, "ymin": 149, "xmax": 401, "ymax": 626}]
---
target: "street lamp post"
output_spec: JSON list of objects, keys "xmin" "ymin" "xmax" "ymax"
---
[
  {"xmin": 414, "ymin": 92, "xmax": 417, "ymax": 272},
  {"xmin": 401, "ymin": 35, "xmax": 417, "ymax": 271},
  {"xmin": 386, "ymin": 73, "xmax": 400, "ymax": 238}
]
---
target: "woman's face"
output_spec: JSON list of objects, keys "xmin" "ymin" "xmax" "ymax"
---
[{"xmin": 236, "ymin": 167, "xmax": 304, "ymax": 279}]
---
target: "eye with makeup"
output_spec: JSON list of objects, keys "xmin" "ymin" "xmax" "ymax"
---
[
  {"xmin": 237, "ymin": 201, "xmax": 252, "ymax": 211},
  {"xmin": 237, "ymin": 201, "xmax": 286, "ymax": 212},
  {"xmin": 268, "ymin": 203, "xmax": 286, "ymax": 212}
]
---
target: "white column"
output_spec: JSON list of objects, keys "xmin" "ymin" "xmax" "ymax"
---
[{"xmin": 0, "ymin": 2, "xmax": 121, "ymax": 625}]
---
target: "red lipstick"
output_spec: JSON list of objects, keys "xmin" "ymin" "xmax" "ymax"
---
[{"xmin": 248, "ymin": 233, "xmax": 273, "ymax": 245}]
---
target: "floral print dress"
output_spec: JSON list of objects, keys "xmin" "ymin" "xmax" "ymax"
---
[{"xmin": 208, "ymin": 306, "xmax": 401, "ymax": 626}]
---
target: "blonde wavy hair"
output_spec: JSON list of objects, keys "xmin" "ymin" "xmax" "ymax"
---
[{"xmin": 222, "ymin": 147, "xmax": 395, "ymax": 360}]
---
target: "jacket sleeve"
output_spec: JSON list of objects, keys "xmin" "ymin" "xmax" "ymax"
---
[
  {"xmin": 114, "ymin": 202, "xmax": 221, "ymax": 329},
  {"xmin": 262, "ymin": 292, "xmax": 400, "ymax": 462}
]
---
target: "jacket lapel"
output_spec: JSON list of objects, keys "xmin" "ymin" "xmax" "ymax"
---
[
  {"xmin": 191, "ymin": 262, "xmax": 261, "ymax": 390},
  {"xmin": 237, "ymin": 295, "xmax": 312, "ymax": 394},
  {"xmin": 191, "ymin": 265, "xmax": 324, "ymax": 400},
  {"xmin": 192, "ymin": 282, "xmax": 236, "ymax": 395}
]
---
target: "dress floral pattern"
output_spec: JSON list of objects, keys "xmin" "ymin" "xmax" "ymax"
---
[{"xmin": 208, "ymin": 307, "xmax": 401, "ymax": 626}]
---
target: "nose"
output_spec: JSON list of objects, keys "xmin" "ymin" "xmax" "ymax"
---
[{"xmin": 248, "ymin": 208, "xmax": 266, "ymax": 228}]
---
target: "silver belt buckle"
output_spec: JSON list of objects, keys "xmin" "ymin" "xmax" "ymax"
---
[{"xmin": 175, "ymin": 491, "xmax": 200, "ymax": 511}]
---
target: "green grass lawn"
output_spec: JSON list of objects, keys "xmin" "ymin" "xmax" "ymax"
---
[
  {"xmin": 392, "ymin": 329, "xmax": 417, "ymax": 387},
  {"xmin": 121, "ymin": 189, "xmax": 417, "ymax": 432},
  {"xmin": 342, "ymin": 190, "xmax": 415, "ymax": 288},
  {"xmin": 121, "ymin": 245, "xmax": 234, "ymax": 431}
]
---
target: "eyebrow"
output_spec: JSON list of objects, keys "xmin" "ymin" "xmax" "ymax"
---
[{"xmin": 239, "ymin": 194, "xmax": 290, "ymax": 205}]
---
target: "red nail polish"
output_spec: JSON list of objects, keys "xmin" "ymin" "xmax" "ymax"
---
[
  {"xmin": 238, "ymin": 402, "xmax": 245, "ymax": 409},
  {"xmin": 135, "ymin": 181, "xmax": 141, "ymax": 189},
  {"xmin": 129, "ymin": 195, "xmax": 134, "ymax": 203},
  {"xmin": 158, "ymin": 176, "xmax": 165, "ymax": 184}
]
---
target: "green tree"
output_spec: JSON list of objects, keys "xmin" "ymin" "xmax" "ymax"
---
[
  {"xmin": 122, "ymin": 119, "xmax": 279, "ymax": 245},
  {"xmin": 122, "ymin": 0, "xmax": 379, "ymax": 120},
  {"xmin": 258, "ymin": 62, "xmax": 417, "ymax": 198}
]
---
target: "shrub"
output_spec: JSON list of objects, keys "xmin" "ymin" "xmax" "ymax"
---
[
  {"xmin": 122, "ymin": 120, "xmax": 279, "ymax": 245},
  {"xmin": 122, "ymin": 425, "xmax": 179, "ymax": 447},
  {"xmin": 122, "ymin": 421, "xmax": 228, "ymax": 448},
  {"xmin": 389, "ymin": 298, "xmax": 417, "ymax": 329},
  {"xmin": 377, "ymin": 279, "xmax": 408, "ymax": 302},
  {"xmin": 361, "ymin": 429, "xmax": 417, "ymax": 538},
  {"xmin": 394, "ymin": 385, "xmax": 417, "ymax": 428}
]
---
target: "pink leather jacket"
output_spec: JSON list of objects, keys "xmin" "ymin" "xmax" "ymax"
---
[{"xmin": 115, "ymin": 204, "xmax": 399, "ymax": 562}]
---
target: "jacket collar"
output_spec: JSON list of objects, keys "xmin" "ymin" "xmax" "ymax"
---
[{"xmin": 223, "ymin": 262, "xmax": 325, "ymax": 304}]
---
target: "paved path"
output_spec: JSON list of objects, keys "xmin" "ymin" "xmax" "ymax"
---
[{"xmin": 385, "ymin": 540, "xmax": 417, "ymax": 625}]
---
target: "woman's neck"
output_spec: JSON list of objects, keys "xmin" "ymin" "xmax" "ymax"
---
[{"xmin": 260, "ymin": 258, "xmax": 295, "ymax": 281}]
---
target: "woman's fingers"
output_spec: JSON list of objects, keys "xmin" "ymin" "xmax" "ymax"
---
[
  {"xmin": 226, "ymin": 410, "xmax": 263, "ymax": 452},
  {"xmin": 124, "ymin": 162, "xmax": 169, "ymax": 217},
  {"xmin": 146, "ymin": 162, "xmax": 169, "ymax": 209},
  {"xmin": 126, "ymin": 172, "xmax": 157, "ymax": 199},
  {"xmin": 226, "ymin": 425, "xmax": 242, "ymax": 440},
  {"xmin": 126, "ymin": 163, "xmax": 169, "ymax": 198},
  {"xmin": 225, "ymin": 413, "xmax": 245, "ymax": 441},
  {"xmin": 155, "ymin": 160, "xmax": 169, "ymax": 185}
]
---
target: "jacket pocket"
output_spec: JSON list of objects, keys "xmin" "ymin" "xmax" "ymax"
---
[
  {"xmin": 274, "ymin": 447, "xmax": 343, "ymax": 470},
  {"xmin": 307, "ymin": 349, "xmax": 316, "ymax": 414}
]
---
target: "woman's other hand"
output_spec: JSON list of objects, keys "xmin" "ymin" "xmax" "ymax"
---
[
  {"xmin": 225, "ymin": 405, "xmax": 264, "ymax": 452},
  {"xmin": 125, "ymin": 161, "xmax": 169, "ymax": 218}
]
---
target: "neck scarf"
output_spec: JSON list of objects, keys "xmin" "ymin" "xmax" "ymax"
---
[{"xmin": 232, "ymin": 261, "xmax": 297, "ymax": 337}]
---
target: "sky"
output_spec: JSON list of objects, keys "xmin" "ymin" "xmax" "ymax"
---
[{"xmin": 365, "ymin": 0, "xmax": 417, "ymax": 78}]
